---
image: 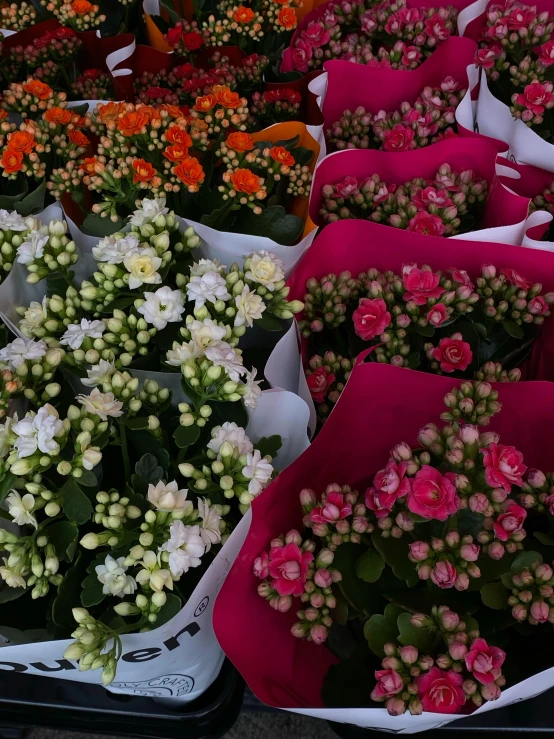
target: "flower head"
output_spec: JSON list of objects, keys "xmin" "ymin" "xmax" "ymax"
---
[
  {"xmin": 0, "ymin": 338, "xmax": 46, "ymax": 369},
  {"xmin": 129, "ymin": 197, "xmax": 169, "ymax": 227},
  {"xmin": 6, "ymin": 490, "xmax": 37, "ymax": 528},
  {"xmin": 245, "ymin": 251, "xmax": 285, "ymax": 291},
  {"xmin": 76, "ymin": 388, "xmax": 124, "ymax": 421},
  {"xmin": 61, "ymin": 319, "xmax": 105, "ymax": 350},
  {"xmin": 186, "ymin": 271, "xmax": 231, "ymax": 308},
  {"xmin": 93, "ymin": 233, "xmax": 140, "ymax": 264},
  {"xmin": 407, "ymin": 466, "xmax": 459, "ymax": 521},
  {"xmin": 16, "ymin": 231, "xmax": 49, "ymax": 265},
  {"xmin": 416, "ymin": 668, "xmax": 466, "ymax": 714},
  {"xmin": 137, "ymin": 286, "xmax": 185, "ymax": 330},
  {"xmin": 242, "ymin": 449, "xmax": 273, "ymax": 497},
  {"xmin": 96, "ymin": 555, "xmax": 137, "ymax": 597},
  {"xmin": 208, "ymin": 422, "xmax": 253, "ymax": 456},
  {"xmin": 81, "ymin": 360, "xmax": 115, "ymax": 388},
  {"xmin": 198, "ymin": 498, "xmax": 222, "ymax": 550},
  {"xmin": 234, "ymin": 285, "xmax": 265, "ymax": 327},
  {"xmin": 12, "ymin": 403, "xmax": 63, "ymax": 458},
  {"xmin": 124, "ymin": 247, "xmax": 162, "ymax": 290},
  {"xmin": 160, "ymin": 521, "xmax": 206, "ymax": 577}
]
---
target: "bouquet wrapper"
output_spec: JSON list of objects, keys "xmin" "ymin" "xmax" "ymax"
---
[
  {"xmin": 213, "ymin": 360, "xmax": 554, "ymax": 733},
  {"xmin": 179, "ymin": 121, "xmax": 322, "ymax": 273},
  {"xmin": 309, "ymin": 137, "xmax": 531, "ymax": 237},
  {"xmin": 264, "ymin": 219, "xmax": 554, "ymax": 416},
  {"xmin": 311, "ymin": 37, "xmax": 477, "ymax": 134}
]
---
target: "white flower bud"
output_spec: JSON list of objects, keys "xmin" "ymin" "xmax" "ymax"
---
[{"xmin": 80, "ymin": 533, "xmax": 99, "ymax": 550}]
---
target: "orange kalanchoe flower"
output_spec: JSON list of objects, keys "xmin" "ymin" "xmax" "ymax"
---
[
  {"xmin": 277, "ymin": 7, "xmax": 297, "ymax": 29},
  {"xmin": 0, "ymin": 111, "xmax": 7, "ymax": 121},
  {"xmin": 160, "ymin": 104, "xmax": 184, "ymax": 119},
  {"xmin": 132, "ymin": 159, "xmax": 157, "ymax": 184},
  {"xmin": 82, "ymin": 156, "xmax": 102, "ymax": 174},
  {"xmin": 173, "ymin": 157, "xmax": 205, "ymax": 192},
  {"xmin": 72, "ymin": 0, "xmax": 94, "ymax": 13},
  {"xmin": 166, "ymin": 127, "xmax": 192, "ymax": 149},
  {"xmin": 230, "ymin": 168, "xmax": 263, "ymax": 195},
  {"xmin": 97, "ymin": 102, "xmax": 126, "ymax": 123},
  {"xmin": 68, "ymin": 129, "xmax": 91, "ymax": 147},
  {"xmin": 22, "ymin": 79, "xmax": 52, "ymax": 100},
  {"xmin": 117, "ymin": 111, "xmax": 150, "ymax": 137},
  {"xmin": 212, "ymin": 86, "xmax": 243, "ymax": 108},
  {"xmin": 7, "ymin": 131, "xmax": 36, "ymax": 154},
  {"xmin": 233, "ymin": 5, "xmax": 255, "ymax": 22},
  {"xmin": 269, "ymin": 145, "xmax": 295, "ymax": 167},
  {"xmin": 164, "ymin": 145, "xmax": 191, "ymax": 162},
  {"xmin": 194, "ymin": 94, "xmax": 217, "ymax": 112},
  {"xmin": 44, "ymin": 107, "xmax": 73, "ymax": 125},
  {"xmin": 136, "ymin": 105, "xmax": 161, "ymax": 123},
  {"xmin": 0, "ymin": 148, "xmax": 24, "ymax": 174},
  {"xmin": 226, "ymin": 132, "xmax": 255, "ymax": 152}
]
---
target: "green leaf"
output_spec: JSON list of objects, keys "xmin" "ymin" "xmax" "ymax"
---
[
  {"xmin": 78, "ymin": 469, "xmax": 99, "ymax": 487},
  {"xmin": 46, "ymin": 521, "xmax": 79, "ymax": 562},
  {"xmin": 503, "ymin": 320, "xmax": 524, "ymax": 340},
  {"xmin": 81, "ymin": 213, "xmax": 124, "ymax": 238},
  {"xmin": 68, "ymin": 103, "xmax": 88, "ymax": 117},
  {"xmin": 481, "ymin": 582, "xmax": 509, "ymax": 610},
  {"xmin": 371, "ymin": 532, "xmax": 419, "ymax": 587},
  {"xmin": 173, "ymin": 424, "xmax": 201, "ymax": 449},
  {"xmin": 363, "ymin": 604, "xmax": 403, "ymax": 658},
  {"xmin": 52, "ymin": 553, "xmax": 85, "ymax": 630},
  {"xmin": 199, "ymin": 201, "xmax": 236, "ymax": 231},
  {"xmin": 512, "ymin": 550, "xmax": 543, "ymax": 573},
  {"xmin": 254, "ymin": 314, "xmax": 284, "ymax": 331},
  {"xmin": 291, "ymin": 146, "xmax": 314, "ymax": 167},
  {"xmin": 0, "ymin": 627, "xmax": 49, "ymax": 644},
  {"xmin": 254, "ymin": 435, "xmax": 282, "ymax": 459},
  {"xmin": 397, "ymin": 612, "xmax": 435, "ymax": 653},
  {"xmin": 80, "ymin": 572, "xmax": 106, "ymax": 608},
  {"xmin": 473, "ymin": 322, "xmax": 488, "ymax": 339},
  {"xmin": 59, "ymin": 478, "xmax": 93, "ymax": 526},
  {"xmin": 0, "ymin": 473, "xmax": 16, "ymax": 504},
  {"xmin": 534, "ymin": 531, "xmax": 554, "ymax": 546},
  {"xmin": 125, "ymin": 416, "xmax": 151, "ymax": 431},
  {"xmin": 212, "ymin": 399, "xmax": 248, "ymax": 429},
  {"xmin": 160, "ymin": 0, "xmax": 181, "ymax": 23},
  {"xmin": 232, "ymin": 205, "xmax": 304, "ymax": 246},
  {"xmin": 154, "ymin": 593, "xmax": 182, "ymax": 627},
  {"xmin": 135, "ymin": 453, "xmax": 164, "ymax": 484},
  {"xmin": 332, "ymin": 543, "xmax": 379, "ymax": 615},
  {"xmin": 322, "ymin": 647, "xmax": 376, "ymax": 708},
  {"xmin": 355, "ymin": 550, "xmax": 385, "ymax": 584},
  {"xmin": 415, "ymin": 323, "xmax": 435, "ymax": 338},
  {"xmin": 275, "ymin": 135, "xmax": 300, "ymax": 150},
  {"xmin": 0, "ymin": 176, "xmax": 28, "ymax": 210},
  {"xmin": 14, "ymin": 182, "xmax": 46, "ymax": 216},
  {"xmin": 0, "ymin": 586, "xmax": 26, "ymax": 604}
]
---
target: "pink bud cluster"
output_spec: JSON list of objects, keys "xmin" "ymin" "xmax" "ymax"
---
[
  {"xmin": 475, "ymin": 264, "xmax": 554, "ymax": 326},
  {"xmin": 508, "ymin": 560, "xmax": 554, "ymax": 625},
  {"xmin": 250, "ymin": 89, "xmax": 302, "ymax": 126},
  {"xmin": 302, "ymin": 483, "xmax": 373, "ymax": 548},
  {"xmin": 305, "ymin": 352, "xmax": 352, "ymax": 422},
  {"xmin": 319, "ymin": 164, "xmax": 488, "ymax": 237},
  {"xmin": 518, "ymin": 468, "xmax": 554, "ymax": 512},
  {"xmin": 328, "ymin": 77, "xmax": 465, "ymax": 152},
  {"xmin": 409, "ymin": 532, "xmax": 480, "ymax": 590},
  {"xmin": 532, "ymin": 177, "xmax": 554, "ymax": 217},
  {"xmin": 253, "ymin": 529, "xmax": 341, "ymax": 644}
]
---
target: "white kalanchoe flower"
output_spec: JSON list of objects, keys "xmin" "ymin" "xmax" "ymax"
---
[
  {"xmin": 189, "ymin": 319, "xmax": 227, "ymax": 355},
  {"xmin": 242, "ymin": 450, "xmax": 274, "ymax": 497},
  {"xmin": 96, "ymin": 554, "xmax": 137, "ymax": 597},
  {"xmin": 76, "ymin": 387, "xmax": 124, "ymax": 421},
  {"xmin": 198, "ymin": 499, "xmax": 222, "ymax": 551},
  {"xmin": 242, "ymin": 368, "xmax": 262, "ymax": 410},
  {"xmin": 129, "ymin": 197, "xmax": 169, "ymax": 227},
  {"xmin": 137, "ymin": 286, "xmax": 185, "ymax": 330},
  {"xmin": 124, "ymin": 247, "xmax": 162, "ymax": 289},
  {"xmin": 92, "ymin": 233, "xmax": 140, "ymax": 264},
  {"xmin": 245, "ymin": 251, "xmax": 285, "ymax": 291},
  {"xmin": 208, "ymin": 422, "xmax": 253, "ymax": 456},
  {"xmin": 189, "ymin": 258, "xmax": 224, "ymax": 277},
  {"xmin": 160, "ymin": 521, "xmax": 206, "ymax": 578},
  {"xmin": 61, "ymin": 319, "xmax": 105, "ymax": 350},
  {"xmin": 0, "ymin": 559, "xmax": 26, "ymax": 588},
  {"xmin": 6, "ymin": 490, "xmax": 37, "ymax": 528},
  {"xmin": 165, "ymin": 341, "xmax": 198, "ymax": 367},
  {"xmin": 0, "ymin": 209, "xmax": 28, "ymax": 232},
  {"xmin": 0, "ymin": 337, "xmax": 47, "ymax": 369},
  {"xmin": 234, "ymin": 285, "xmax": 265, "ymax": 328},
  {"xmin": 16, "ymin": 230, "xmax": 49, "ymax": 265},
  {"xmin": 205, "ymin": 343, "xmax": 245, "ymax": 382},
  {"xmin": 186, "ymin": 271, "xmax": 231, "ymax": 308},
  {"xmin": 82, "ymin": 447, "xmax": 102, "ymax": 470},
  {"xmin": 0, "ymin": 415, "xmax": 17, "ymax": 459},
  {"xmin": 19, "ymin": 298, "xmax": 48, "ymax": 336},
  {"xmin": 147, "ymin": 480, "xmax": 190, "ymax": 512},
  {"xmin": 81, "ymin": 359, "xmax": 115, "ymax": 388},
  {"xmin": 136, "ymin": 550, "xmax": 173, "ymax": 592},
  {"xmin": 12, "ymin": 403, "xmax": 63, "ymax": 458}
]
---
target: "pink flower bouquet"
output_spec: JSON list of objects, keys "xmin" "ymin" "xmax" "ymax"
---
[
  {"xmin": 317, "ymin": 37, "xmax": 477, "ymax": 151},
  {"xmin": 214, "ymin": 362, "xmax": 554, "ymax": 730}
]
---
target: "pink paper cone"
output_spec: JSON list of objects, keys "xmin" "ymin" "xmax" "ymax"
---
[
  {"xmin": 285, "ymin": 219, "xmax": 554, "ymax": 380},
  {"xmin": 320, "ymin": 37, "xmax": 477, "ymax": 127},
  {"xmin": 213, "ymin": 361, "xmax": 554, "ymax": 708},
  {"xmin": 309, "ymin": 138, "xmax": 530, "ymax": 230}
]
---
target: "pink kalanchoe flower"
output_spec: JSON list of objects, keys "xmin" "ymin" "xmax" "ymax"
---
[
  {"xmin": 408, "ymin": 466, "xmax": 459, "ymax": 521},
  {"xmin": 500, "ymin": 268, "xmax": 532, "ymax": 289},
  {"xmin": 372, "ymin": 669, "xmax": 404, "ymax": 699},
  {"xmin": 448, "ymin": 267, "xmax": 474, "ymax": 289},
  {"xmin": 292, "ymin": 38, "xmax": 313, "ymax": 73},
  {"xmin": 307, "ymin": 366, "xmax": 336, "ymax": 403},
  {"xmin": 268, "ymin": 543, "xmax": 313, "ymax": 596},
  {"xmin": 464, "ymin": 638, "xmax": 506, "ymax": 685},
  {"xmin": 409, "ymin": 541, "xmax": 431, "ymax": 562},
  {"xmin": 402, "ymin": 45, "xmax": 422, "ymax": 66},
  {"xmin": 493, "ymin": 502, "xmax": 527, "ymax": 542},
  {"xmin": 402, "ymin": 265, "xmax": 445, "ymax": 305},
  {"xmin": 482, "ymin": 443, "xmax": 527, "ymax": 491},
  {"xmin": 310, "ymin": 491, "xmax": 352, "ymax": 524},
  {"xmin": 427, "ymin": 304, "xmax": 448, "ymax": 327},
  {"xmin": 528, "ymin": 296, "xmax": 549, "ymax": 315},
  {"xmin": 539, "ymin": 40, "xmax": 554, "ymax": 67},
  {"xmin": 361, "ymin": 10, "xmax": 378, "ymax": 34},
  {"xmin": 430, "ymin": 560, "xmax": 458, "ymax": 588},
  {"xmin": 353, "ymin": 298, "xmax": 392, "ymax": 340},
  {"xmin": 301, "ymin": 21, "xmax": 331, "ymax": 47},
  {"xmin": 253, "ymin": 551, "xmax": 269, "ymax": 579},
  {"xmin": 505, "ymin": 6, "xmax": 535, "ymax": 29},
  {"xmin": 416, "ymin": 667, "xmax": 466, "ymax": 714},
  {"xmin": 366, "ymin": 458, "xmax": 412, "ymax": 517},
  {"xmin": 515, "ymin": 81, "xmax": 554, "ymax": 115},
  {"xmin": 382, "ymin": 125, "xmax": 416, "ymax": 152},
  {"xmin": 413, "ymin": 187, "xmax": 453, "ymax": 209},
  {"xmin": 425, "ymin": 13, "xmax": 450, "ymax": 41},
  {"xmin": 431, "ymin": 336, "xmax": 473, "ymax": 373},
  {"xmin": 334, "ymin": 175, "xmax": 359, "ymax": 198},
  {"xmin": 406, "ymin": 212, "xmax": 447, "ymax": 237}
]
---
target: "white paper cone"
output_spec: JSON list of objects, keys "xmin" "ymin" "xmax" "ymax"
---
[{"xmin": 457, "ymin": 0, "xmax": 488, "ymax": 35}]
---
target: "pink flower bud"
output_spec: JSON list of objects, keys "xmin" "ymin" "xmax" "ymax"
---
[
  {"xmin": 487, "ymin": 541, "xmax": 505, "ymax": 560},
  {"xmin": 418, "ymin": 655, "xmax": 435, "ymax": 670},
  {"xmin": 446, "ymin": 531, "xmax": 460, "ymax": 548},
  {"xmin": 385, "ymin": 697, "xmax": 406, "ymax": 716},
  {"xmin": 291, "ymin": 622, "xmax": 309, "ymax": 638},
  {"xmin": 459, "ymin": 425, "xmax": 480, "ymax": 444},
  {"xmin": 526, "ymin": 469, "xmax": 546, "ymax": 489},
  {"xmin": 253, "ymin": 552, "xmax": 269, "ymax": 579},
  {"xmin": 270, "ymin": 537, "xmax": 284, "ymax": 549},
  {"xmin": 512, "ymin": 603, "xmax": 528, "ymax": 621},
  {"xmin": 257, "ymin": 582, "xmax": 272, "ymax": 597},
  {"xmin": 454, "ymin": 572, "xmax": 470, "ymax": 590},
  {"xmin": 383, "ymin": 643, "xmax": 398, "ymax": 656},
  {"xmin": 399, "ymin": 645, "xmax": 419, "ymax": 664},
  {"xmin": 535, "ymin": 564, "xmax": 553, "ymax": 583},
  {"xmin": 490, "ymin": 488, "xmax": 508, "ymax": 503},
  {"xmin": 305, "ymin": 607, "xmax": 319, "ymax": 622},
  {"xmin": 482, "ymin": 264, "xmax": 496, "ymax": 279},
  {"xmin": 432, "ymin": 538, "xmax": 445, "ymax": 552},
  {"xmin": 316, "ymin": 548, "xmax": 334, "ymax": 567},
  {"xmin": 435, "ymin": 654, "xmax": 452, "ymax": 669},
  {"xmin": 530, "ymin": 600, "xmax": 550, "ymax": 623},
  {"xmin": 300, "ymin": 488, "xmax": 317, "ymax": 509},
  {"xmin": 470, "ymin": 493, "xmax": 490, "ymax": 514},
  {"xmin": 481, "ymin": 683, "xmax": 501, "ymax": 701},
  {"xmin": 310, "ymin": 623, "xmax": 328, "ymax": 644},
  {"xmin": 440, "ymin": 608, "xmax": 460, "ymax": 631},
  {"xmin": 460, "ymin": 543, "xmax": 480, "ymax": 562},
  {"xmin": 449, "ymin": 641, "xmax": 468, "ymax": 661},
  {"xmin": 418, "ymin": 423, "xmax": 441, "ymax": 447},
  {"xmin": 314, "ymin": 568, "xmax": 333, "ymax": 588},
  {"xmin": 396, "ymin": 511, "xmax": 414, "ymax": 531},
  {"xmin": 519, "ymin": 590, "xmax": 533, "ymax": 603},
  {"xmin": 409, "ymin": 541, "xmax": 430, "ymax": 562},
  {"xmin": 285, "ymin": 530, "xmax": 302, "ymax": 546},
  {"xmin": 270, "ymin": 595, "xmax": 292, "ymax": 612},
  {"xmin": 310, "ymin": 592, "xmax": 325, "ymax": 608},
  {"xmin": 418, "ymin": 564, "xmax": 432, "ymax": 580},
  {"xmin": 392, "ymin": 442, "xmax": 412, "ymax": 461},
  {"xmin": 382, "ymin": 656, "xmax": 403, "ymax": 670},
  {"xmin": 463, "ymin": 679, "xmax": 477, "ymax": 695}
]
